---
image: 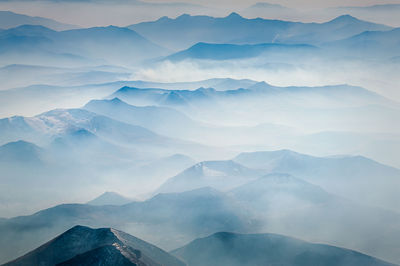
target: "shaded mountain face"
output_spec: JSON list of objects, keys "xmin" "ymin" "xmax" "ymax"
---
[
  {"xmin": 0, "ymin": 187, "xmax": 252, "ymax": 264},
  {"xmin": 172, "ymin": 232, "xmax": 394, "ymax": 266},
  {"xmin": 57, "ymin": 245, "xmax": 141, "ymax": 266},
  {"xmin": 234, "ymin": 150, "xmax": 400, "ymax": 212},
  {"xmin": 4, "ymin": 225, "xmax": 185, "ymax": 266},
  {"xmin": 129, "ymin": 13, "xmax": 391, "ymax": 50}
]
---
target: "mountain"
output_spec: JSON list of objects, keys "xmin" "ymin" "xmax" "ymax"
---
[
  {"xmin": 109, "ymin": 82, "xmax": 390, "ymax": 110},
  {"xmin": 226, "ymin": 172, "xmax": 400, "ymax": 265},
  {"xmin": 135, "ymin": 154, "xmax": 196, "ymax": 185},
  {"xmin": 165, "ymin": 42, "xmax": 316, "ymax": 61},
  {"xmin": 0, "ymin": 187, "xmax": 251, "ymax": 264},
  {"xmin": 234, "ymin": 150, "xmax": 400, "ymax": 211},
  {"xmin": 4, "ymin": 225, "xmax": 185, "ymax": 266},
  {"xmin": 325, "ymin": 28, "xmax": 400, "ymax": 58},
  {"xmin": 247, "ymin": 2, "xmax": 289, "ymax": 10},
  {"xmin": 331, "ymin": 4, "xmax": 400, "ymax": 26},
  {"xmin": 0, "ymin": 11, "xmax": 77, "ymax": 30},
  {"xmin": 107, "ymin": 78, "xmax": 258, "ymax": 91},
  {"xmin": 87, "ymin": 192, "xmax": 134, "ymax": 206},
  {"xmin": 156, "ymin": 160, "xmax": 264, "ymax": 194},
  {"xmin": 0, "ymin": 78, "xmax": 259, "ymax": 118},
  {"xmin": 0, "ymin": 108, "xmax": 177, "ymax": 148},
  {"xmin": 83, "ymin": 97, "xmax": 204, "ymax": 138},
  {"xmin": 335, "ymin": 4, "xmax": 400, "ymax": 12},
  {"xmin": 230, "ymin": 173, "xmax": 332, "ymax": 209},
  {"xmin": 0, "ymin": 64, "xmax": 131, "ymax": 90},
  {"xmin": 129, "ymin": 13, "xmax": 391, "ymax": 50},
  {"xmin": 172, "ymin": 232, "xmax": 394, "ymax": 266},
  {"xmin": 0, "ymin": 25, "xmax": 168, "ymax": 66},
  {"xmin": 0, "ymin": 140, "xmax": 42, "ymax": 163},
  {"xmin": 108, "ymin": 82, "xmax": 398, "ymax": 136}
]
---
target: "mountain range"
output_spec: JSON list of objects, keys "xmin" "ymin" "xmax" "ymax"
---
[
  {"xmin": 5, "ymin": 225, "xmax": 395, "ymax": 266},
  {"xmin": 2, "ymin": 179, "xmax": 400, "ymax": 264},
  {"xmin": 165, "ymin": 42, "xmax": 317, "ymax": 61},
  {"xmin": 156, "ymin": 160, "xmax": 264, "ymax": 194},
  {"xmin": 0, "ymin": 11, "xmax": 77, "ymax": 30},
  {"xmin": 0, "ymin": 24, "xmax": 168, "ymax": 66},
  {"xmin": 129, "ymin": 13, "xmax": 391, "ymax": 50},
  {"xmin": 0, "ymin": 187, "xmax": 251, "ymax": 264},
  {"xmin": 234, "ymin": 149, "xmax": 400, "ymax": 211}
]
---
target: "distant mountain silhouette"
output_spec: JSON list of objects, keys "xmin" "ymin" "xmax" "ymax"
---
[
  {"xmin": 165, "ymin": 42, "xmax": 316, "ymax": 61},
  {"xmin": 173, "ymin": 232, "xmax": 394, "ymax": 266},
  {"xmin": 129, "ymin": 13, "xmax": 391, "ymax": 50},
  {"xmin": 87, "ymin": 192, "xmax": 134, "ymax": 206},
  {"xmin": 0, "ymin": 11, "xmax": 77, "ymax": 30}
]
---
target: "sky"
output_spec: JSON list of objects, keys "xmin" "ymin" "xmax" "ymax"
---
[
  {"xmin": 1, "ymin": 0, "xmax": 400, "ymax": 27},
  {"xmin": 149, "ymin": 0, "xmax": 400, "ymax": 8}
]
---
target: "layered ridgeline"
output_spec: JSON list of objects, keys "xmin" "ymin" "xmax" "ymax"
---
[
  {"xmin": 0, "ymin": 78, "xmax": 258, "ymax": 117},
  {"xmin": 129, "ymin": 13, "xmax": 392, "ymax": 50},
  {"xmin": 0, "ymin": 107, "xmax": 217, "ymax": 217},
  {"xmin": 324, "ymin": 27, "xmax": 400, "ymax": 58},
  {"xmin": 3, "ymin": 225, "xmax": 185, "ymax": 266},
  {"xmin": 0, "ymin": 108, "xmax": 214, "ymax": 157},
  {"xmin": 164, "ymin": 42, "xmax": 317, "ymax": 62},
  {"xmin": 1, "ymin": 157, "xmax": 400, "ymax": 264},
  {"xmin": 0, "ymin": 25, "xmax": 168, "ymax": 66},
  {"xmin": 173, "ymin": 232, "xmax": 394, "ymax": 266},
  {"xmin": 87, "ymin": 192, "xmax": 134, "ymax": 206},
  {"xmin": 155, "ymin": 160, "xmax": 265, "ymax": 194},
  {"xmin": 4, "ymin": 226, "xmax": 395, "ymax": 266},
  {"xmin": 109, "ymin": 82, "xmax": 399, "ymax": 134},
  {"xmin": 0, "ymin": 11, "xmax": 77, "ymax": 30},
  {"xmin": 233, "ymin": 150, "xmax": 400, "ymax": 211},
  {"xmin": 0, "ymin": 188, "xmax": 252, "ymax": 264}
]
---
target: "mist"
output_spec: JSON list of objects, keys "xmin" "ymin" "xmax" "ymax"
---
[{"xmin": 0, "ymin": 2, "xmax": 400, "ymax": 266}]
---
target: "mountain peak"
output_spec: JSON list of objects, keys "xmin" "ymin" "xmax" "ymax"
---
[
  {"xmin": 109, "ymin": 97, "xmax": 124, "ymax": 104},
  {"xmin": 226, "ymin": 12, "xmax": 243, "ymax": 19},
  {"xmin": 329, "ymin": 14, "xmax": 359, "ymax": 23},
  {"xmin": 251, "ymin": 2, "xmax": 286, "ymax": 9},
  {"xmin": 176, "ymin": 13, "xmax": 192, "ymax": 19},
  {"xmin": 87, "ymin": 191, "xmax": 133, "ymax": 206},
  {"xmin": 173, "ymin": 231, "xmax": 394, "ymax": 266},
  {"xmin": 5, "ymin": 225, "xmax": 185, "ymax": 266},
  {"xmin": 0, "ymin": 140, "xmax": 42, "ymax": 162}
]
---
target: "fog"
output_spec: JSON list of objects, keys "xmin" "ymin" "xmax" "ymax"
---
[{"xmin": 0, "ymin": 2, "xmax": 400, "ymax": 266}]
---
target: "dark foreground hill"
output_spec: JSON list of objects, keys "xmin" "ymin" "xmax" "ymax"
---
[
  {"xmin": 173, "ymin": 232, "xmax": 395, "ymax": 266},
  {"xmin": 3, "ymin": 225, "xmax": 185, "ymax": 266}
]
